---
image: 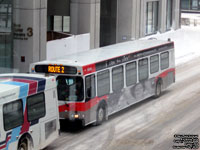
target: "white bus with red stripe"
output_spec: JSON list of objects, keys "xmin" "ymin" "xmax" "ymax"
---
[
  {"xmin": 30, "ymin": 39, "xmax": 175, "ymax": 126},
  {"xmin": 0, "ymin": 74, "xmax": 60, "ymax": 150}
]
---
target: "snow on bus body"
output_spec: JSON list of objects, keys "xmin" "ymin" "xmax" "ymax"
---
[
  {"xmin": 0, "ymin": 73, "xmax": 60, "ymax": 150},
  {"xmin": 30, "ymin": 39, "xmax": 175, "ymax": 126}
]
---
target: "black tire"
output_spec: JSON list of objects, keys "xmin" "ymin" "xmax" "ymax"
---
[
  {"xmin": 18, "ymin": 138, "xmax": 28, "ymax": 150},
  {"xmin": 95, "ymin": 104, "xmax": 106, "ymax": 125},
  {"xmin": 154, "ymin": 80, "xmax": 162, "ymax": 98}
]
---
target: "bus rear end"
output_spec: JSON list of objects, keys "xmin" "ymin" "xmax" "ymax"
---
[{"xmin": 0, "ymin": 74, "xmax": 60, "ymax": 150}]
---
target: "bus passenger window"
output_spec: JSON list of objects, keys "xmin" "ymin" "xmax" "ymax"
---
[
  {"xmin": 85, "ymin": 75, "xmax": 96, "ymax": 101},
  {"xmin": 3, "ymin": 100, "xmax": 23, "ymax": 131},
  {"xmin": 126, "ymin": 62, "xmax": 137, "ymax": 86},
  {"xmin": 139, "ymin": 58, "xmax": 149, "ymax": 81},
  {"xmin": 150, "ymin": 55, "xmax": 159, "ymax": 74},
  {"xmin": 27, "ymin": 93, "xmax": 46, "ymax": 122},
  {"xmin": 97, "ymin": 70, "xmax": 110, "ymax": 96},
  {"xmin": 112, "ymin": 66, "xmax": 124, "ymax": 92},
  {"xmin": 161, "ymin": 52, "xmax": 169, "ymax": 70}
]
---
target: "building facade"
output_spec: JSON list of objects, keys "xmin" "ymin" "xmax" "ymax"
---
[
  {"xmin": 0, "ymin": 0, "xmax": 180, "ymax": 73},
  {"xmin": 0, "ymin": 0, "xmax": 47, "ymax": 73},
  {"xmin": 68, "ymin": 0, "xmax": 180, "ymax": 47}
]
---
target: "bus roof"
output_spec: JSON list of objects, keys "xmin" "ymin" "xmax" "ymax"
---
[
  {"xmin": 0, "ymin": 73, "xmax": 56, "ymax": 104},
  {"xmin": 34, "ymin": 39, "xmax": 173, "ymax": 67}
]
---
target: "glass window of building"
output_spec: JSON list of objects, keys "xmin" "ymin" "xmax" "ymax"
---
[
  {"xmin": 47, "ymin": 0, "xmax": 70, "ymax": 32},
  {"xmin": 0, "ymin": 0, "xmax": 13, "ymax": 73},
  {"xmin": 181, "ymin": 0, "xmax": 200, "ymax": 10},
  {"xmin": 166, "ymin": 0, "xmax": 173, "ymax": 30},
  {"xmin": 181, "ymin": 0, "xmax": 190, "ymax": 10},
  {"xmin": 100, "ymin": 0, "xmax": 117, "ymax": 47},
  {"xmin": 146, "ymin": 1, "xmax": 159, "ymax": 35},
  {"xmin": 191, "ymin": 0, "xmax": 200, "ymax": 10}
]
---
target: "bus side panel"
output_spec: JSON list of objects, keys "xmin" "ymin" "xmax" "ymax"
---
[
  {"xmin": 39, "ymin": 88, "xmax": 59, "ymax": 149},
  {"xmin": 107, "ymin": 78, "xmax": 155, "ymax": 115},
  {"xmin": 161, "ymin": 71, "xmax": 175, "ymax": 90}
]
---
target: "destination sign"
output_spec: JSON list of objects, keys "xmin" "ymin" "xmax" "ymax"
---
[
  {"xmin": 48, "ymin": 65, "xmax": 65, "ymax": 74},
  {"xmin": 35, "ymin": 65, "xmax": 77, "ymax": 74}
]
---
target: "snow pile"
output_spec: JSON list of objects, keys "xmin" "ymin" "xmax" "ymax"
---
[{"xmin": 143, "ymin": 26, "xmax": 200, "ymax": 66}]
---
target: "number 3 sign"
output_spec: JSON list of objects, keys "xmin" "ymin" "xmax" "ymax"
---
[{"xmin": 27, "ymin": 27, "xmax": 33, "ymax": 37}]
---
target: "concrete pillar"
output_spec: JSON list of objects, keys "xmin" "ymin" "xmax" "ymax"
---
[
  {"xmin": 13, "ymin": 0, "xmax": 47, "ymax": 73},
  {"xmin": 117, "ymin": 0, "xmax": 135, "ymax": 43},
  {"xmin": 135, "ymin": 0, "xmax": 141, "ymax": 39},
  {"xmin": 70, "ymin": 0, "xmax": 100, "ymax": 49},
  {"xmin": 139, "ymin": 0, "xmax": 146, "ymax": 38},
  {"xmin": 173, "ymin": 0, "xmax": 180, "ymax": 30},
  {"xmin": 160, "ymin": 0, "xmax": 167, "ymax": 33}
]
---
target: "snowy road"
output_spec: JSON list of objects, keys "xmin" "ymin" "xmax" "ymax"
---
[{"xmin": 45, "ymin": 56, "xmax": 200, "ymax": 150}]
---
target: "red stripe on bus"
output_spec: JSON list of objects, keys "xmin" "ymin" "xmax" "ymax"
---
[
  {"xmin": 59, "ymin": 95, "xmax": 108, "ymax": 112},
  {"xmin": 12, "ymin": 78, "xmax": 38, "ymax": 95},
  {"xmin": 0, "ymin": 144, "xmax": 6, "ymax": 149},
  {"xmin": 82, "ymin": 64, "xmax": 96, "ymax": 75},
  {"xmin": 0, "ymin": 136, "xmax": 11, "ymax": 149},
  {"xmin": 20, "ymin": 106, "xmax": 30, "ymax": 134},
  {"xmin": 155, "ymin": 68, "xmax": 175, "ymax": 82}
]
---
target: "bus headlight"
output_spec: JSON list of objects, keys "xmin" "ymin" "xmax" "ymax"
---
[{"xmin": 74, "ymin": 114, "xmax": 79, "ymax": 119}]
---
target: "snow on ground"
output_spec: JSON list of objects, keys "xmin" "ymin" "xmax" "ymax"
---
[
  {"xmin": 143, "ymin": 25, "xmax": 200, "ymax": 66},
  {"xmin": 182, "ymin": 12, "xmax": 200, "ymax": 20}
]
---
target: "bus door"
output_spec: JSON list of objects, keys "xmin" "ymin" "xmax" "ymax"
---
[{"xmin": 85, "ymin": 74, "xmax": 96, "ymax": 124}]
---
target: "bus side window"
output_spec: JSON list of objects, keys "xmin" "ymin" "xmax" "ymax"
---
[
  {"xmin": 97, "ymin": 70, "xmax": 110, "ymax": 97},
  {"xmin": 27, "ymin": 93, "xmax": 46, "ymax": 122},
  {"xmin": 161, "ymin": 52, "xmax": 169, "ymax": 70},
  {"xmin": 139, "ymin": 58, "xmax": 149, "ymax": 82},
  {"xmin": 3, "ymin": 100, "xmax": 23, "ymax": 131},
  {"xmin": 150, "ymin": 55, "xmax": 159, "ymax": 74},
  {"xmin": 112, "ymin": 66, "xmax": 124, "ymax": 92},
  {"xmin": 85, "ymin": 74, "xmax": 96, "ymax": 101},
  {"xmin": 126, "ymin": 61, "xmax": 137, "ymax": 86}
]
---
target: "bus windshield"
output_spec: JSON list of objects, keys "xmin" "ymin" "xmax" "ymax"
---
[{"xmin": 56, "ymin": 76, "xmax": 84, "ymax": 102}]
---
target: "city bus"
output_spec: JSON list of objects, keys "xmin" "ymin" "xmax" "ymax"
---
[
  {"xmin": 0, "ymin": 73, "xmax": 60, "ymax": 150},
  {"xmin": 30, "ymin": 39, "xmax": 175, "ymax": 126}
]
